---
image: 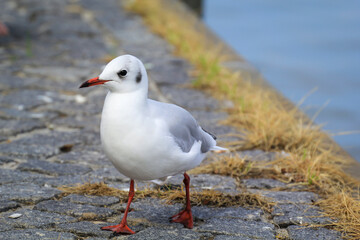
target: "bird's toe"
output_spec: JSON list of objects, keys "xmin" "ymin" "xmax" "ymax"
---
[{"xmin": 101, "ymin": 224, "xmax": 135, "ymax": 234}]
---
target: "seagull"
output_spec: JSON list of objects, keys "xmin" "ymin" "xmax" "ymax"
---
[{"xmin": 79, "ymin": 54, "xmax": 227, "ymax": 234}]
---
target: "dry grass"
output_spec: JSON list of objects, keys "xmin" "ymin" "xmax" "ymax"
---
[
  {"xmin": 189, "ymin": 154, "xmax": 249, "ymax": 178},
  {"xmin": 317, "ymin": 190, "xmax": 360, "ymax": 239},
  {"xmin": 59, "ymin": 182, "xmax": 273, "ymax": 211},
  {"xmin": 125, "ymin": 0, "xmax": 360, "ymax": 238},
  {"xmin": 165, "ymin": 188, "xmax": 274, "ymax": 212},
  {"xmin": 192, "ymin": 151, "xmax": 359, "ymax": 194},
  {"xmin": 189, "ymin": 154, "xmax": 284, "ymax": 183},
  {"xmin": 59, "ymin": 182, "xmax": 128, "ymax": 198}
]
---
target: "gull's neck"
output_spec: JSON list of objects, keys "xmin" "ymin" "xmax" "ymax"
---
[
  {"xmin": 103, "ymin": 88, "xmax": 148, "ymax": 118},
  {"xmin": 101, "ymin": 88, "xmax": 148, "ymax": 140}
]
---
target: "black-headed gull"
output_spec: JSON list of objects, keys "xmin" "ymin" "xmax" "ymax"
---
[{"xmin": 80, "ymin": 55, "xmax": 226, "ymax": 234}]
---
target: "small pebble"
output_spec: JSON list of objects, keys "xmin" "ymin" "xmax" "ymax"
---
[
  {"xmin": 9, "ymin": 213, "xmax": 22, "ymax": 219},
  {"xmin": 75, "ymin": 94, "xmax": 86, "ymax": 103}
]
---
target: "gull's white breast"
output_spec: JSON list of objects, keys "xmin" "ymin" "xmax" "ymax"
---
[{"xmin": 100, "ymin": 92, "xmax": 205, "ymax": 181}]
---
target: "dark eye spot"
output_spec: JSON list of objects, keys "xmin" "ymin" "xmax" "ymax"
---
[
  {"xmin": 117, "ymin": 70, "xmax": 127, "ymax": 78},
  {"xmin": 136, "ymin": 71, "xmax": 142, "ymax": 83}
]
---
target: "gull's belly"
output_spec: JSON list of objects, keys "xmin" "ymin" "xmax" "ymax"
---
[{"xmin": 101, "ymin": 122, "xmax": 188, "ymax": 180}]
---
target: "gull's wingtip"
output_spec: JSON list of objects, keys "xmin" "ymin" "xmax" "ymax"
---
[{"xmin": 210, "ymin": 146, "xmax": 229, "ymax": 153}]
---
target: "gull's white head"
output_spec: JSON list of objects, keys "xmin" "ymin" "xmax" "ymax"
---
[{"xmin": 80, "ymin": 55, "xmax": 147, "ymax": 93}]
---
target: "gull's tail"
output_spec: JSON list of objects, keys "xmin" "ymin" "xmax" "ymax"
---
[{"xmin": 210, "ymin": 145, "xmax": 229, "ymax": 153}]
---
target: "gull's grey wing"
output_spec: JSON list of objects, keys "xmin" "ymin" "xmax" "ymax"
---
[
  {"xmin": 201, "ymin": 127, "xmax": 217, "ymax": 140},
  {"xmin": 149, "ymin": 100, "xmax": 216, "ymax": 153}
]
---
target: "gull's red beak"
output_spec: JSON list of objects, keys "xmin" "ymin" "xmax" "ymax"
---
[{"xmin": 79, "ymin": 77, "xmax": 111, "ymax": 88}]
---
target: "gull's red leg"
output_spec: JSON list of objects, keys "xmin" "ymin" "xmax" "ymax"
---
[
  {"xmin": 170, "ymin": 172, "xmax": 193, "ymax": 229},
  {"xmin": 101, "ymin": 179, "xmax": 135, "ymax": 234},
  {"xmin": 0, "ymin": 22, "xmax": 8, "ymax": 36}
]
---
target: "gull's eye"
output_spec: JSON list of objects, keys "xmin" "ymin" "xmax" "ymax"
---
[{"xmin": 117, "ymin": 70, "xmax": 128, "ymax": 78}]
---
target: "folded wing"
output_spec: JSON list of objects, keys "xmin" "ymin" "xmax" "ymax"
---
[{"xmin": 149, "ymin": 100, "xmax": 217, "ymax": 153}]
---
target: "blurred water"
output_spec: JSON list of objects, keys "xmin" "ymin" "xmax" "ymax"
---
[{"xmin": 204, "ymin": 0, "xmax": 360, "ymax": 161}]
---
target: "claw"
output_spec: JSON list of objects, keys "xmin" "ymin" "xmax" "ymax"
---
[
  {"xmin": 101, "ymin": 224, "xmax": 135, "ymax": 234},
  {"xmin": 170, "ymin": 209, "xmax": 193, "ymax": 229}
]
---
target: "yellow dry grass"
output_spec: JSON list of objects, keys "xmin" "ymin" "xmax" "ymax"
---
[
  {"xmin": 189, "ymin": 154, "xmax": 249, "ymax": 178},
  {"xmin": 189, "ymin": 154, "xmax": 284, "ymax": 184},
  {"xmin": 59, "ymin": 182, "xmax": 128, "ymax": 198},
  {"xmin": 317, "ymin": 190, "xmax": 360, "ymax": 239},
  {"xmin": 58, "ymin": 182, "xmax": 273, "ymax": 211},
  {"xmin": 125, "ymin": 0, "xmax": 360, "ymax": 238}
]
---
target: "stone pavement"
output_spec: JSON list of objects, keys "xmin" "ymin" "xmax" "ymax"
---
[{"xmin": 0, "ymin": 0, "xmax": 343, "ymax": 239}]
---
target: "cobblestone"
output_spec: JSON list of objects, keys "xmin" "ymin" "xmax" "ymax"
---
[
  {"xmin": 167, "ymin": 173, "xmax": 238, "ymax": 193},
  {"xmin": 272, "ymin": 203, "xmax": 331, "ymax": 227},
  {"xmin": 0, "ymin": 156, "xmax": 14, "ymax": 165},
  {"xmin": 33, "ymin": 174, "xmax": 102, "ymax": 188},
  {"xmin": 0, "ymin": 222, "xmax": 13, "ymax": 232},
  {"xmin": 0, "ymin": 90, "xmax": 61, "ymax": 110},
  {"xmin": 241, "ymin": 178, "xmax": 287, "ymax": 189},
  {"xmin": 18, "ymin": 159, "xmax": 92, "ymax": 176},
  {"xmin": 197, "ymin": 217, "xmax": 275, "ymax": 239},
  {"xmin": 0, "ymin": 201, "xmax": 20, "ymax": 212},
  {"xmin": 0, "ymin": 131, "xmax": 82, "ymax": 158},
  {"xmin": 0, "ymin": 119, "xmax": 45, "ymax": 137},
  {"xmin": 0, "ymin": 169, "xmax": 44, "ymax": 185},
  {"xmin": 191, "ymin": 206, "xmax": 263, "ymax": 221},
  {"xmin": 129, "ymin": 198, "xmax": 182, "ymax": 225},
  {"xmin": 149, "ymin": 57, "xmax": 190, "ymax": 85},
  {"xmin": 0, "ymin": 106, "xmax": 58, "ymax": 120},
  {"xmin": 251, "ymin": 190, "xmax": 318, "ymax": 204},
  {"xmin": 125, "ymin": 227, "xmax": 208, "ymax": 240},
  {"xmin": 53, "ymin": 147, "xmax": 108, "ymax": 165},
  {"xmin": 34, "ymin": 200, "xmax": 115, "ymax": 220},
  {"xmin": 213, "ymin": 235, "xmax": 255, "ymax": 240},
  {"xmin": 0, "ymin": 229, "xmax": 76, "ymax": 240},
  {"xmin": 160, "ymin": 85, "xmax": 219, "ymax": 110},
  {"xmin": 55, "ymin": 221, "xmax": 113, "ymax": 238},
  {"xmin": 87, "ymin": 167, "xmax": 129, "ymax": 182},
  {"xmin": 1, "ymin": 209, "xmax": 77, "ymax": 228},
  {"xmin": 0, "ymin": 183, "xmax": 61, "ymax": 204},
  {"xmin": 0, "ymin": 0, "xmax": 344, "ymax": 239},
  {"xmin": 63, "ymin": 194, "xmax": 120, "ymax": 207},
  {"xmin": 287, "ymin": 225, "xmax": 342, "ymax": 240}
]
